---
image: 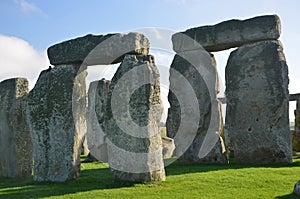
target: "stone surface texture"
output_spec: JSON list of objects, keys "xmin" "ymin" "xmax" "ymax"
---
[
  {"xmin": 86, "ymin": 79, "xmax": 111, "ymax": 162},
  {"xmin": 172, "ymin": 15, "xmax": 281, "ymax": 52},
  {"xmin": 48, "ymin": 33, "xmax": 149, "ymax": 65},
  {"xmin": 294, "ymin": 180, "xmax": 300, "ymax": 196},
  {"xmin": 166, "ymin": 50, "xmax": 227, "ymax": 163},
  {"xmin": 104, "ymin": 54, "xmax": 166, "ymax": 182},
  {"xmin": 27, "ymin": 65, "xmax": 87, "ymax": 182},
  {"xmin": 162, "ymin": 137, "xmax": 175, "ymax": 159},
  {"xmin": 291, "ymin": 130, "xmax": 300, "ymax": 152},
  {"xmin": 295, "ymin": 100, "xmax": 300, "ymax": 132},
  {"xmin": 0, "ymin": 78, "xmax": 33, "ymax": 178},
  {"xmin": 293, "ymin": 100, "xmax": 300, "ymax": 151},
  {"xmin": 225, "ymin": 40, "xmax": 292, "ymax": 164}
]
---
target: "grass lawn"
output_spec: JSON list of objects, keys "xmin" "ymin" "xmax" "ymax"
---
[{"xmin": 1, "ymin": 157, "xmax": 300, "ymax": 199}]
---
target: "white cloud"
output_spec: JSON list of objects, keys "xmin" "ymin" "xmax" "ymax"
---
[
  {"xmin": 0, "ymin": 35, "xmax": 49, "ymax": 89},
  {"xmin": 15, "ymin": 0, "xmax": 44, "ymax": 15}
]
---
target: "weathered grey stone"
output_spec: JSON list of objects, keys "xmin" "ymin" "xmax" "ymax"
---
[
  {"xmin": 86, "ymin": 79, "xmax": 110, "ymax": 162},
  {"xmin": 27, "ymin": 65, "xmax": 87, "ymax": 182},
  {"xmin": 166, "ymin": 50, "xmax": 227, "ymax": 163},
  {"xmin": 0, "ymin": 78, "xmax": 33, "ymax": 178},
  {"xmin": 293, "ymin": 100, "xmax": 300, "ymax": 152},
  {"xmin": 295, "ymin": 100, "xmax": 300, "ymax": 132},
  {"xmin": 83, "ymin": 153, "xmax": 98, "ymax": 163},
  {"xmin": 48, "ymin": 33, "xmax": 149, "ymax": 65},
  {"xmin": 172, "ymin": 15, "xmax": 281, "ymax": 52},
  {"xmin": 104, "ymin": 54, "xmax": 166, "ymax": 182},
  {"xmin": 225, "ymin": 40, "xmax": 292, "ymax": 164},
  {"xmin": 81, "ymin": 135, "xmax": 90, "ymax": 155},
  {"xmin": 294, "ymin": 181, "xmax": 300, "ymax": 196},
  {"xmin": 291, "ymin": 130, "xmax": 300, "ymax": 152},
  {"xmin": 162, "ymin": 137, "xmax": 175, "ymax": 159}
]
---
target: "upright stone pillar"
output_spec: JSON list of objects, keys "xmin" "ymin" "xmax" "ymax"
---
[
  {"xmin": 27, "ymin": 65, "xmax": 87, "ymax": 181},
  {"xmin": 86, "ymin": 79, "xmax": 110, "ymax": 162},
  {"xmin": 292, "ymin": 100, "xmax": 300, "ymax": 152},
  {"xmin": 225, "ymin": 40, "xmax": 292, "ymax": 164},
  {"xmin": 105, "ymin": 54, "xmax": 166, "ymax": 182},
  {"xmin": 0, "ymin": 78, "xmax": 33, "ymax": 178},
  {"xmin": 166, "ymin": 50, "xmax": 227, "ymax": 163},
  {"xmin": 295, "ymin": 100, "xmax": 300, "ymax": 133}
]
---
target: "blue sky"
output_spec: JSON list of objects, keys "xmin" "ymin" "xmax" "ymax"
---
[
  {"xmin": 0, "ymin": 0, "xmax": 299, "ymax": 120},
  {"xmin": 1, "ymin": 0, "xmax": 299, "ymax": 50}
]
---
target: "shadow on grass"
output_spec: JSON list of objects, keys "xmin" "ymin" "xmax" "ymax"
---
[
  {"xmin": 0, "ymin": 165, "xmax": 136, "ymax": 199},
  {"xmin": 165, "ymin": 158, "xmax": 300, "ymax": 176},
  {"xmin": 1, "ymin": 159, "xmax": 300, "ymax": 199},
  {"xmin": 275, "ymin": 193, "xmax": 299, "ymax": 199}
]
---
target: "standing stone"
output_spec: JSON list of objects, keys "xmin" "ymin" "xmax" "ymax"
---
[
  {"xmin": 172, "ymin": 15, "xmax": 281, "ymax": 52},
  {"xmin": 291, "ymin": 130, "xmax": 300, "ymax": 152},
  {"xmin": 104, "ymin": 54, "xmax": 166, "ymax": 182},
  {"xmin": 86, "ymin": 79, "xmax": 110, "ymax": 162},
  {"xmin": 225, "ymin": 40, "xmax": 292, "ymax": 164},
  {"xmin": 27, "ymin": 65, "xmax": 87, "ymax": 182},
  {"xmin": 294, "ymin": 180, "xmax": 300, "ymax": 196},
  {"xmin": 0, "ymin": 78, "xmax": 33, "ymax": 178},
  {"xmin": 292, "ymin": 100, "xmax": 300, "ymax": 152},
  {"xmin": 162, "ymin": 137, "xmax": 175, "ymax": 159},
  {"xmin": 47, "ymin": 33, "xmax": 150, "ymax": 65},
  {"xmin": 295, "ymin": 100, "xmax": 300, "ymax": 133},
  {"xmin": 166, "ymin": 50, "xmax": 227, "ymax": 163}
]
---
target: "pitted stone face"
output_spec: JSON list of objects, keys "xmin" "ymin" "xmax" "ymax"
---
[
  {"xmin": 27, "ymin": 64, "xmax": 87, "ymax": 182},
  {"xmin": 295, "ymin": 100, "xmax": 300, "ymax": 132},
  {"xmin": 166, "ymin": 50, "xmax": 227, "ymax": 163},
  {"xmin": 172, "ymin": 15, "xmax": 281, "ymax": 52},
  {"xmin": 47, "ymin": 32, "xmax": 150, "ymax": 65},
  {"xmin": 0, "ymin": 78, "xmax": 33, "ymax": 178},
  {"xmin": 225, "ymin": 40, "xmax": 292, "ymax": 164},
  {"xmin": 86, "ymin": 79, "xmax": 111, "ymax": 162},
  {"xmin": 104, "ymin": 54, "xmax": 166, "ymax": 182}
]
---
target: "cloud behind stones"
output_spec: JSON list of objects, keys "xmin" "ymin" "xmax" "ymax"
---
[{"xmin": 0, "ymin": 35, "xmax": 49, "ymax": 89}]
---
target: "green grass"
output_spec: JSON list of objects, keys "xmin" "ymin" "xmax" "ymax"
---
[{"xmin": 1, "ymin": 157, "xmax": 300, "ymax": 199}]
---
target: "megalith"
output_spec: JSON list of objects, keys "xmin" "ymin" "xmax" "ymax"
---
[
  {"xmin": 295, "ymin": 100, "xmax": 300, "ymax": 133},
  {"xmin": 104, "ymin": 54, "xmax": 166, "ymax": 182},
  {"xmin": 172, "ymin": 15, "xmax": 280, "ymax": 52},
  {"xmin": 47, "ymin": 32, "xmax": 149, "ymax": 66},
  {"xmin": 162, "ymin": 137, "xmax": 175, "ymax": 159},
  {"xmin": 86, "ymin": 79, "xmax": 110, "ymax": 162},
  {"xmin": 27, "ymin": 65, "xmax": 87, "ymax": 181},
  {"xmin": 294, "ymin": 180, "xmax": 300, "ymax": 196},
  {"xmin": 0, "ymin": 78, "xmax": 33, "ymax": 178},
  {"xmin": 166, "ymin": 50, "xmax": 227, "ymax": 163},
  {"xmin": 292, "ymin": 99, "xmax": 300, "ymax": 151},
  {"xmin": 26, "ymin": 32, "xmax": 150, "ymax": 181},
  {"xmin": 225, "ymin": 40, "xmax": 292, "ymax": 163}
]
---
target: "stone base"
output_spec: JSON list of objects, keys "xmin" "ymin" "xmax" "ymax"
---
[
  {"xmin": 178, "ymin": 136, "xmax": 227, "ymax": 164},
  {"xmin": 110, "ymin": 169, "xmax": 166, "ymax": 182},
  {"xmin": 291, "ymin": 130, "xmax": 300, "ymax": 152},
  {"xmin": 294, "ymin": 180, "xmax": 300, "ymax": 196}
]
